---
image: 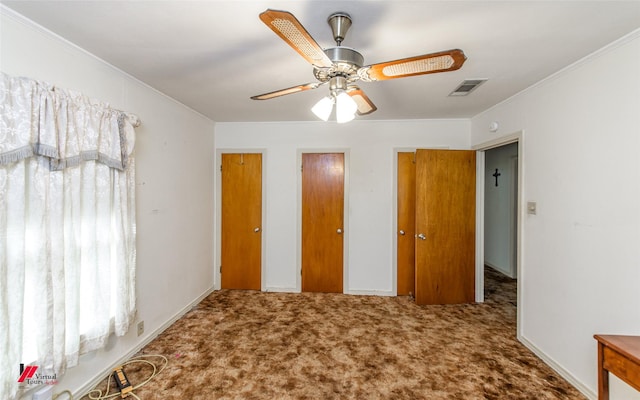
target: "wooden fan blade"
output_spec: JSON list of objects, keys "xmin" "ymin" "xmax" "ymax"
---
[
  {"xmin": 259, "ymin": 9, "xmax": 333, "ymax": 68},
  {"xmin": 358, "ymin": 49, "xmax": 466, "ymax": 82},
  {"xmin": 347, "ymin": 86, "xmax": 377, "ymax": 115},
  {"xmin": 251, "ymin": 82, "xmax": 322, "ymax": 100}
]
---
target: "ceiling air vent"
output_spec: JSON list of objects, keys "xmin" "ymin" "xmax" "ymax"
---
[{"xmin": 449, "ymin": 79, "xmax": 487, "ymax": 96}]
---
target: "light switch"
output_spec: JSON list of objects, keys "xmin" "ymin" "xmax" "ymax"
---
[{"xmin": 527, "ymin": 201, "xmax": 537, "ymax": 215}]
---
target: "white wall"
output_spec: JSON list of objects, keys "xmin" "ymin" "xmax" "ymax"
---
[
  {"xmin": 484, "ymin": 142, "xmax": 518, "ymax": 278},
  {"xmin": 1, "ymin": 8, "xmax": 216, "ymax": 398},
  {"xmin": 471, "ymin": 31, "xmax": 640, "ymax": 400},
  {"xmin": 215, "ymin": 120, "xmax": 470, "ymax": 294}
]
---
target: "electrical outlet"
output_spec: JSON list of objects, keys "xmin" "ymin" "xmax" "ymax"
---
[{"xmin": 137, "ymin": 321, "xmax": 144, "ymax": 337}]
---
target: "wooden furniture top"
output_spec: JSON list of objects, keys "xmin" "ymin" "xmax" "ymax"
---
[{"xmin": 594, "ymin": 334, "xmax": 640, "ymax": 362}]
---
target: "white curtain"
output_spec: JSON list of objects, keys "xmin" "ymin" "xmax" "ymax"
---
[{"xmin": 0, "ymin": 73, "xmax": 138, "ymax": 400}]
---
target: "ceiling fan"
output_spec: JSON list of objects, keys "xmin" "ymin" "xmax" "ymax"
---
[{"xmin": 250, "ymin": 9, "xmax": 467, "ymax": 122}]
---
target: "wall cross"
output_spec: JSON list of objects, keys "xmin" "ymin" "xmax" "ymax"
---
[{"xmin": 493, "ymin": 168, "xmax": 501, "ymax": 187}]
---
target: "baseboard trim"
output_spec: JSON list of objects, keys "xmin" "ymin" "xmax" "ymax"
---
[
  {"xmin": 72, "ymin": 286, "xmax": 216, "ymax": 399},
  {"xmin": 264, "ymin": 287, "xmax": 395, "ymax": 296},
  {"xmin": 518, "ymin": 334, "xmax": 595, "ymax": 400},
  {"xmin": 346, "ymin": 289, "xmax": 394, "ymax": 297},
  {"xmin": 264, "ymin": 286, "xmax": 299, "ymax": 293}
]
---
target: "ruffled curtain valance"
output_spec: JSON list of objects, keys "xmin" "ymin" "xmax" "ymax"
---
[{"xmin": 0, "ymin": 72, "xmax": 139, "ymax": 171}]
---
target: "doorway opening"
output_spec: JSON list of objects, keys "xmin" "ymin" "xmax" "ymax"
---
[
  {"xmin": 474, "ymin": 132, "xmax": 523, "ymax": 336},
  {"xmin": 483, "ymin": 142, "xmax": 518, "ymax": 307}
]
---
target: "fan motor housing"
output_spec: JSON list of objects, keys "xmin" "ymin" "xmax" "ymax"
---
[{"xmin": 314, "ymin": 46, "xmax": 364, "ymax": 82}]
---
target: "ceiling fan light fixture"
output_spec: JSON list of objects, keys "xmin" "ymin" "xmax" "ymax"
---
[
  {"xmin": 311, "ymin": 76, "xmax": 357, "ymax": 123},
  {"xmin": 335, "ymin": 91, "xmax": 357, "ymax": 123},
  {"xmin": 311, "ymin": 95, "xmax": 334, "ymax": 121}
]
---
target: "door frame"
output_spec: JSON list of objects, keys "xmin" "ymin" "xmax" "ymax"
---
[
  {"xmin": 297, "ymin": 149, "xmax": 350, "ymax": 293},
  {"xmin": 509, "ymin": 154, "xmax": 519, "ymax": 279},
  {"xmin": 473, "ymin": 131, "xmax": 524, "ymax": 336},
  {"xmin": 215, "ymin": 149, "xmax": 267, "ymax": 291}
]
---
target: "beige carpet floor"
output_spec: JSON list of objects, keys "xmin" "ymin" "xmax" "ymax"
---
[{"xmin": 82, "ymin": 267, "xmax": 585, "ymax": 399}]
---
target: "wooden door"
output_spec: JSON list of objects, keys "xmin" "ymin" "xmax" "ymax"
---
[
  {"xmin": 301, "ymin": 153, "xmax": 344, "ymax": 293},
  {"xmin": 221, "ymin": 153, "xmax": 262, "ymax": 290},
  {"xmin": 397, "ymin": 152, "xmax": 416, "ymax": 296},
  {"xmin": 415, "ymin": 149, "xmax": 476, "ymax": 305}
]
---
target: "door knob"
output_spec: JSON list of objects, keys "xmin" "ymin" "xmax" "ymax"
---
[
  {"xmin": 254, "ymin": 227, "xmax": 261, "ymax": 233},
  {"xmin": 337, "ymin": 228, "xmax": 342, "ymax": 234},
  {"xmin": 417, "ymin": 233, "xmax": 426, "ymax": 240},
  {"xmin": 399, "ymin": 230, "xmax": 405, "ymax": 236}
]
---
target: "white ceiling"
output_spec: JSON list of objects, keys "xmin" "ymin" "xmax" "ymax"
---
[{"xmin": 2, "ymin": 1, "xmax": 640, "ymax": 122}]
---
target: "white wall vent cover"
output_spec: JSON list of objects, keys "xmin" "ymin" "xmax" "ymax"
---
[{"xmin": 449, "ymin": 79, "xmax": 487, "ymax": 96}]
